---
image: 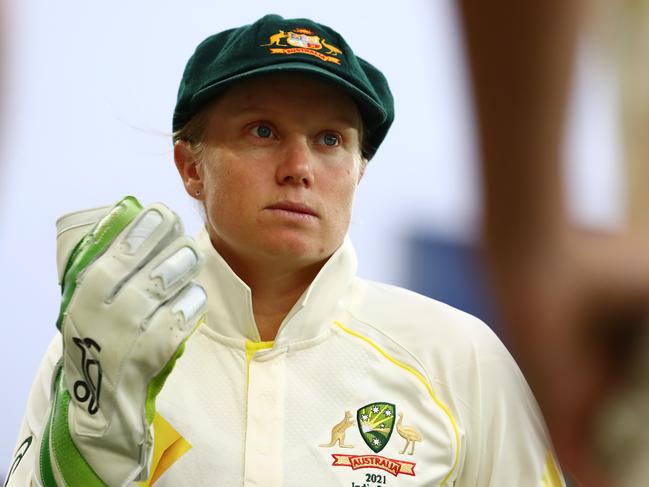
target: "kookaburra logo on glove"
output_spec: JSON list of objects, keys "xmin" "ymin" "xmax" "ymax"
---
[{"xmin": 72, "ymin": 337, "xmax": 102, "ymax": 415}]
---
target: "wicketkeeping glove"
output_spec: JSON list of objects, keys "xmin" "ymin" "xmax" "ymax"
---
[{"xmin": 37, "ymin": 196, "xmax": 207, "ymax": 487}]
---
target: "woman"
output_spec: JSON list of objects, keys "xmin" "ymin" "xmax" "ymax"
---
[{"xmin": 7, "ymin": 14, "xmax": 564, "ymax": 487}]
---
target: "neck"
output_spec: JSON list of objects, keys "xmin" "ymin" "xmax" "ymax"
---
[
  {"xmin": 213, "ymin": 239, "xmax": 327, "ymax": 341},
  {"xmin": 249, "ymin": 267, "xmax": 319, "ymax": 341}
]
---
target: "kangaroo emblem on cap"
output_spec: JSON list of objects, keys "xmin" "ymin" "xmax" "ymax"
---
[{"xmin": 262, "ymin": 30, "xmax": 288, "ymax": 47}]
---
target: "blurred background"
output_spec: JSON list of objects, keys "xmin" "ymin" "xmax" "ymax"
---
[{"xmin": 0, "ymin": 0, "xmax": 628, "ymax": 482}]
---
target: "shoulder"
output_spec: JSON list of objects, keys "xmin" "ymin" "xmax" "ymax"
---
[
  {"xmin": 344, "ymin": 277, "xmax": 509, "ymax": 367},
  {"xmin": 341, "ymin": 278, "xmax": 539, "ymax": 420},
  {"xmin": 341, "ymin": 278, "xmax": 553, "ymax": 474}
]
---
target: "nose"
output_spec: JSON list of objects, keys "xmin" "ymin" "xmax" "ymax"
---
[{"xmin": 275, "ymin": 138, "xmax": 314, "ymax": 188}]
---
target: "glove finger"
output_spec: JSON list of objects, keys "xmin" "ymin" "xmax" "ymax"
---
[
  {"xmin": 130, "ymin": 282, "xmax": 207, "ymax": 379},
  {"xmin": 111, "ymin": 235, "xmax": 203, "ymax": 312},
  {"xmin": 73, "ymin": 203, "xmax": 182, "ymax": 305},
  {"xmin": 101, "ymin": 203, "xmax": 185, "ymax": 303},
  {"xmin": 116, "ymin": 203, "xmax": 184, "ymax": 260}
]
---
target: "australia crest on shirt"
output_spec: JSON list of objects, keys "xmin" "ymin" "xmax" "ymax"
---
[{"xmin": 319, "ymin": 402, "xmax": 421, "ymax": 480}]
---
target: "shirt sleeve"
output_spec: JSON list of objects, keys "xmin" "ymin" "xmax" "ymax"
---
[
  {"xmin": 5, "ymin": 335, "xmax": 62, "ymax": 487},
  {"xmin": 453, "ymin": 331, "xmax": 565, "ymax": 487}
]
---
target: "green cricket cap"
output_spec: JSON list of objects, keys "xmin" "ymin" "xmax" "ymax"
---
[{"xmin": 173, "ymin": 14, "xmax": 394, "ymax": 159}]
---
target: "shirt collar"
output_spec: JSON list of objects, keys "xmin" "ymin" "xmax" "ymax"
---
[{"xmin": 195, "ymin": 227, "xmax": 357, "ymax": 346}]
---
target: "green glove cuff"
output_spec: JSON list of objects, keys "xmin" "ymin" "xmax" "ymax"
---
[{"xmin": 40, "ymin": 363, "xmax": 106, "ymax": 487}]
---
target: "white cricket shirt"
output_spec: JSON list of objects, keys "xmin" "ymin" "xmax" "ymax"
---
[{"xmin": 8, "ymin": 229, "xmax": 564, "ymax": 486}]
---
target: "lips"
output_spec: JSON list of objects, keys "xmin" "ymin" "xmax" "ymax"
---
[{"xmin": 266, "ymin": 201, "xmax": 318, "ymax": 217}]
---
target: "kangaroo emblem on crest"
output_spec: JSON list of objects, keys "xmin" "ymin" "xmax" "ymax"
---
[
  {"xmin": 320, "ymin": 411, "xmax": 355, "ymax": 448},
  {"xmin": 262, "ymin": 30, "xmax": 288, "ymax": 46}
]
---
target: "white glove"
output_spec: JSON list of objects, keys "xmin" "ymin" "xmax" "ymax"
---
[{"xmin": 38, "ymin": 196, "xmax": 207, "ymax": 487}]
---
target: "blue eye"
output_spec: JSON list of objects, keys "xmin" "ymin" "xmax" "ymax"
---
[
  {"xmin": 251, "ymin": 124, "xmax": 273, "ymax": 138},
  {"xmin": 320, "ymin": 133, "xmax": 340, "ymax": 147}
]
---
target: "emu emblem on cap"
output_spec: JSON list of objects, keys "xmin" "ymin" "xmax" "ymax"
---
[{"xmin": 261, "ymin": 28, "xmax": 343, "ymax": 64}]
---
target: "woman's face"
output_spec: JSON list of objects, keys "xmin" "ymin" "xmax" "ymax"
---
[{"xmin": 176, "ymin": 73, "xmax": 365, "ymax": 271}]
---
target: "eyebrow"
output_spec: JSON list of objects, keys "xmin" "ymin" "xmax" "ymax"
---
[{"xmin": 324, "ymin": 116, "xmax": 362, "ymax": 130}]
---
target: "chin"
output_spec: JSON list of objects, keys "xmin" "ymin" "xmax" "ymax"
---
[{"xmin": 260, "ymin": 235, "xmax": 332, "ymax": 263}]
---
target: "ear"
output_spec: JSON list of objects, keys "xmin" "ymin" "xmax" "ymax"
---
[{"xmin": 174, "ymin": 140, "xmax": 204, "ymax": 200}]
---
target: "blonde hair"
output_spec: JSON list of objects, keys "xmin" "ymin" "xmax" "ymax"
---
[{"xmin": 172, "ymin": 101, "xmax": 217, "ymax": 162}]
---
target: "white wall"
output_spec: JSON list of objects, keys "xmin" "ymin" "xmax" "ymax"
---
[{"xmin": 0, "ymin": 0, "xmax": 623, "ymax": 471}]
